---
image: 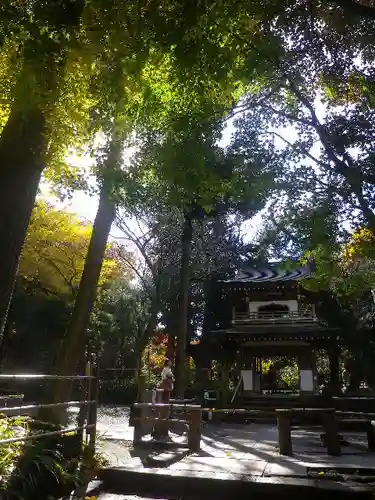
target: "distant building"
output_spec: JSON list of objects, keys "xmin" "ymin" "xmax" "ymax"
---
[{"xmin": 206, "ymin": 262, "xmax": 340, "ymax": 395}]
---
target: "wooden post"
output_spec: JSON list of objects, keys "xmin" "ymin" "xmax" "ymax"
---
[
  {"xmin": 328, "ymin": 346, "xmax": 341, "ymax": 396},
  {"xmin": 221, "ymin": 363, "xmax": 230, "ymax": 407},
  {"xmin": 366, "ymin": 421, "xmax": 375, "ymax": 451},
  {"xmin": 72, "ymin": 363, "xmax": 98, "ymax": 500},
  {"xmin": 276, "ymin": 409, "xmax": 292, "ymax": 456},
  {"xmin": 152, "ymin": 389, "xmax": 169, "ymax": 439},
  {"xmin": 187, "ymin": 408, "xmax": 201, "ymax": 452},
  {"xmin": 85, "ymin": 360, "xmax": 92, "ymax": 444},
  {"xmin": 133, "ymin": 416, "xmax": 144, "ymax": 445},
  {"xmin": 77, "ymin": 367, "xmax": 89, "ymax": 449},
  {"xmin": 323, "ymin": 410, "xmax": 341, "ymax": 456},
  {"xmin": 87, "ymin": 364, "xmax": 98, "ymax": 456}
]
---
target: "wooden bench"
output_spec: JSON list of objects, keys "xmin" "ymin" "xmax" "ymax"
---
[
  {"xmin": 276, "ymin": 408, "xmax": 375, "ymax": 457},
  {"xmin": 276, "ymin": 408, "xmax": 341, "ymax": 456},
  {"xmin": 132, "ymin": 403, "xmax": 201, "ymax": 452},
  {"xmin": 336, "ymin": 413, "xmax": 375, "ymax": 451}
]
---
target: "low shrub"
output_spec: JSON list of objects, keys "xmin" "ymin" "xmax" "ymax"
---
[
  {"xmin": 0, "ymin": 415, "xmax": 29, "ymax": 483},
  {"xmin": 98, "ymin": 378, "xmax": 137, "ymax": 405},
  {"xmin": 0, "ymin": 417, "xmax": 82, "ymax": 500}
]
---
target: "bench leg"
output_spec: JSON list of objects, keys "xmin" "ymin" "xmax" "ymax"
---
[
  {"xmin": 187, "ymin": 410, "xmax": 201, "ymax": 453},
  {"xmin": 324, "ymin": 413, "xmax": 341, "ymax": 456},
  {"xmin": 133, "ymin": 419, "xmax": 143, "ymax": 446},
  {"xmin": 366, "ymin": 422, "xmax": 375, "ymax": 451},
  {"xmin": 277, "ymin": 411, "xmax": 292, "ymax": 456},
  {"xmin": 187, "ymin": 426, "xmax": 200, "ymax": 452},
  {"xmin": 152, "ymin": 391, "xmax": 169, "ymax": 439}
]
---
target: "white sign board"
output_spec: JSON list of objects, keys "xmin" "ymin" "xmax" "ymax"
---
[
  {"xmin": 300, "ymin": 369, "xmax": 314, "ymax": 392},
  {"xmin": 241, "ymin": 370, "xmax": 254, "ymax": 391}
]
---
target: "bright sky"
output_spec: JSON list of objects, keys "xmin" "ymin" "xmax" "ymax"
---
[
  {"xmin": 39, "ymin": 96, "xmax": 328, "ymax": 252},
  {"xmin": 40, "ymin": 118, "xmax": 265, "ymax": 245}
]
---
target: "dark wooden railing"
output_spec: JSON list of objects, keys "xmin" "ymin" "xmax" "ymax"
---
[
  {"xmin": 0, "ymin": 365, "xmax": 98, "ymax": 496},
  {"xmin": 232, "ymin": 310, "xmax": 317, "ymax": 323}
]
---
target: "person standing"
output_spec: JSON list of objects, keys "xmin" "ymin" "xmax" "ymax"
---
[
  {"xmin": 159, "ymin": 358, "xmax": 174, "ymax": 402},
  {"xmin": 152, "ymin": 358, "xmax": 174, "ymax": 439}
]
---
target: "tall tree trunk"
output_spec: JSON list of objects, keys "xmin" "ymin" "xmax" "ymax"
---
[
  {"xmin": 0, "ymin": 109, "xmax": 46, "ymax": 337},
  {"xmin": 165, "ymin": 300, "xmax": 178, "ymax": 361},
  {"xmin": 135, "ymin": 306, "xmax": 159, "ymax": 397},
  {"xmin": 175, "ymin": 214, "xmax": 193, "ymax": 398},
  {"xmin": 41, "ymin": 185, "xmax": 116, "ymax": 421},
  {"xmin": 0, "ymin": 0, "xmax": 85, "ymax": 338},
  {"xmin": 166, "ymin": 333, "xmax": 175, "ymax": 362}
]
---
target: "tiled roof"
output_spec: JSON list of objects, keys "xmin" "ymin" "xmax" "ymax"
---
[{"xmin": 220, "ymin": 262, "xmax": 314, "ymax": 283}]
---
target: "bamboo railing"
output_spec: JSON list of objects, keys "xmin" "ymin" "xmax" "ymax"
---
[{"xmin": 0, "ymin": 364, "xmax": 99, "ymax": 498}]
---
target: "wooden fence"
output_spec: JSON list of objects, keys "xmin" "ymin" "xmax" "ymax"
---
[{"xmin": 0, "ymin": 365, "xmax": 98, "ymax": 498}]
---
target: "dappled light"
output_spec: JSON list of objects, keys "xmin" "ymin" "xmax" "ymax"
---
[{"xmin": 0, "ymin": 0, "xmax": 374, "ymax": 498}]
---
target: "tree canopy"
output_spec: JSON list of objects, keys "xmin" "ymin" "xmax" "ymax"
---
[
  {"xmin": 19, "ymin": 202, "xmax": 126, "ymax": 297},
  {"xmin": 1, "ymin": 0, "xmax": 375, "ymax": 397}
]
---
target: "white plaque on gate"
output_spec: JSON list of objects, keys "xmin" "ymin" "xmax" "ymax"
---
[
  {"xmin": 241, "ymin": 370, "xmax": 254, "ymax": 391},
  {"xmin": 300, "ymin": 369, "xmax": 314, "ymax": 391}
]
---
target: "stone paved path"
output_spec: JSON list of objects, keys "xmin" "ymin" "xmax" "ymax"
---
[{"xmin": 93, "ymin": 406, "xmax": 375, "ymax": 479}]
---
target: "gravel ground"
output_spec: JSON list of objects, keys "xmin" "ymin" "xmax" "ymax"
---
[
  {"xmin": 68, "ymin": 405, "xmax": 130, "ymax": 427},
  {"xmin": 96, "ymin": 406, "xmax": 131, "ymax": 427}
]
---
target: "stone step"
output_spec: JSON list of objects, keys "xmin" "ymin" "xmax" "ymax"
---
[{"xmin": 98, "ymin": 466, "xmax": 374, "ymax": 500}]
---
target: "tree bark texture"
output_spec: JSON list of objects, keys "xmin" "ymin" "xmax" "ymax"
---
[
  {"xmin": 166, "ymin": 332, "xmax": 175, "ymax": 362},
  {"xmin": 0, "ymin": 0, "xmax": 85, "ymax": 340},
  {"xmin": 42, "ymin": 185, "xmax": 116, "ymax": 418},
  {"xmin": 0, "ymin": 108, "xmax": 46, "ymax": 338},
  {"xmin": 135, "ymin": 304, "xmax": 160, "ymax": 397},
  {"xmin": 175, "ymin": 215, "xmax": 193, "ymax": 398}
]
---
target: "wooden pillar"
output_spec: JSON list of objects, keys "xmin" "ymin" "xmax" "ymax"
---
[
  {"xmin": 276, "ymin": 409, "xmax": 293, "ymax": 456},
  {"xmin": 133, "ymin": 414, "xmax": 144, "ymax": 445},
  {"xmin": 132, "ymin": 390, "xmax": 154, "ymax": 442},
  {"xmin": 329, "ymin": 346, "xmax": 341, "ymax": 396},
  {"xmin": 152, "ymin": 389, "xmax": 169, "ymax": 439},
  {"xmin": 311, "ymin": 352, "xmax": 318, "ymax": 391},
  {"xmin": 221, "ymin": 363, "xmax": 230, "ymax": 407},
  {"xmin": 238, "ymin": 347, "xmax": 247, "ymax": 370},
  {"xmin": 187, "ymin": 408, "xmax": 202, "ymax": 452},
  {"xmin": 323, "ymin": 410, "xmax": 341, "ymax": 456},
  {"xmin": 367, "ymin": 421, "xmax": 375, "ymax": 451},
  {"xmin": 254, "ymin": 357, "xmax": 262, "ymax": 393}
]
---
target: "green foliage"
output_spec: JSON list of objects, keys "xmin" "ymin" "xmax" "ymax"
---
[
  {"xmin": 3, "ymin": 432, "xmax": 82, "ymax": 500},
  {"xmin": 302, "ymin": 229, "xmax": 375, "ymax": 318},
  {"xmin": 279, "ymin": 361, "xmax": 299, "ymax": 391},
  {"xmin": 0, "ymin": 416, "xmax": 29, "ymax": 484},
  {"xmin": 19, "ymin": 201, "xmax": 121, "ymax": 297},
  {"xmin": 98, "ymin": 378, "xmax": 137, "ymax": 405},
  {"xmin": 3, "ymin": 284, "xmax": 71, "ymax": 373},
  {"xmin": 296, "ymin": 230, "xmax": 375, "ymax": 387},
  {"xmin": 0, "ymin": 418, "xmax": 82, "ymax": 499},
  {"xmin": 226, "ymin": 0, "xmax": 375, "ymax": 255},
  {"xmin": 89, "ymin": 279, "xmax": 150, "ymax": 368}
]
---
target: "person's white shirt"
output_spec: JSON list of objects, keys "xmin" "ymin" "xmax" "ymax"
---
[
  {"xmin": 161, "ymin": 366, "xmax": 174, "ymax": 380},
  {"xmin": 161, "ymin": 366, "xmax": 174, "ymax": 388}
]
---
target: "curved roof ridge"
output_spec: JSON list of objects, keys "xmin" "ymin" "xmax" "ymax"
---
[{"xmin": 220, "ymin": 261, "xmax": 314, "ymax": 283}]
